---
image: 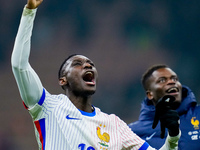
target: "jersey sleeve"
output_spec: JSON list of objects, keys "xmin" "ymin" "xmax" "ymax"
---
[{"xmin": 11, "ymin": 6, "xmax": 43, "ymax": 109}]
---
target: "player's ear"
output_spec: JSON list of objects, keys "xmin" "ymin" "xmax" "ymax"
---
[
  {"xmin": 59, "ymin": 77, "xmax": 68, "ymax": 86},
  {"xmin": 146, "ymin": 90, "xmax": 153, "ymax": 100}
]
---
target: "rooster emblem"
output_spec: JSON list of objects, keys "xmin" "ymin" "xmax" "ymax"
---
[
  {"xmin": 96, "ymin": 124, "xmax": 110, "ymax": 148},
  {"xmin": 191, "ymin": 117, "xmax": 199, "ymax": 129}
]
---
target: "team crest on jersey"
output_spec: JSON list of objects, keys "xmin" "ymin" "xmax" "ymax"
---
[
  {"xmin": 191, "ymin": 117, "xmax": 199, "ymax": 129},
  {"xmin": 96, "ymin": 124, "xmax": 110, "ymax": 149}
]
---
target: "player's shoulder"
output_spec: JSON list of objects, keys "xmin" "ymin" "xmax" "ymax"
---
[
  {"xmin": 191, "ymin": 104, "xmax": 200, "ymax": 115},
  {"xmin": 95, "ymin": 107, "xmax": 120, "ymax": 119},
  {"xmin": 44, "ymin": 90, "xmax": 70, "ymax": 105}
]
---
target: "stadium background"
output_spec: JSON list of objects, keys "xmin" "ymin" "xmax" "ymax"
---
[{"xmin": 0, "ymin": 0, "xmax": 200, "ymax": 149}]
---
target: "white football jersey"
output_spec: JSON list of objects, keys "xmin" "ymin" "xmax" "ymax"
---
[{"xmin": 28, "ymin": 89, "xmax": 145, "ymax": 150}]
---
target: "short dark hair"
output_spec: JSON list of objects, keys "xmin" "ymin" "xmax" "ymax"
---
[
  {"xmin": 141, "ymin": 64, "xmax": 169, "ymax": 90},
  {"xmin": 58, "ymin": 54, "xmax": 78, "ymax": 79}
]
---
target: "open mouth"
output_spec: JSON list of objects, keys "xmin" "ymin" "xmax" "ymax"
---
[
  {"xmin": 166, "ymin": 87, "xmax": 179, "ymax": 93},
  {"xmin": 83, "ymin": 71, "xmax": 95, "ymax": 85}
]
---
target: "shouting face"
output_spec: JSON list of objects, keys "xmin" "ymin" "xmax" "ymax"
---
[{"xmin": 59, "ymin": 55, "xmax": 98, "ymax": 96}]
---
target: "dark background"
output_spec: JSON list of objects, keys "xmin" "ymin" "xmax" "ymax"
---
[{"xmin": 1, "ymin": 0, "xmax": 200, "ymax": 149}]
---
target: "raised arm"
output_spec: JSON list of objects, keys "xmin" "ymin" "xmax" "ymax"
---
[{"xmin": 11, "ymin": 0, "xmax": 43, "ymax": 109}]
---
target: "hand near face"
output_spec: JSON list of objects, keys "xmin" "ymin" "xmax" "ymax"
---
[
  {"xmin": 152, "ymin": 95, "xmax": 180, "ymax": 138},
  {"xmin": 26, "ymin": 0, "xmax": 43, "ymax": 9}
]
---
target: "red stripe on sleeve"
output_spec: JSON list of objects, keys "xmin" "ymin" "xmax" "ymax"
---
[
  {"xmin": 22, "ymin": 101, "xmax": 28, "ymax": 109},
  {"xmin": 34, "ymin": 120, "xmax": 44, "ymax": 150}
]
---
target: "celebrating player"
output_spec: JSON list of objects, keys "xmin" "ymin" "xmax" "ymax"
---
[
  {"xmin": 129, "ymin": 64, "xmax": 200, "ymax": 149},
  {"xmin": 11, "ymin": 0, "xmax": 180, "ymax": 149}
]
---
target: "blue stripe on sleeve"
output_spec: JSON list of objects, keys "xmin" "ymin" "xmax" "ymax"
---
[
  {"xmin": 139, "ymin": 142, "xmax": 149, "ymax": 150},
  {"xmin": 39, "ymin": 118, "xmax": 46, "ymax": 150},
  {"xmin": 38, "ymin": 88, "xmax": 45, "ymax": 106}
]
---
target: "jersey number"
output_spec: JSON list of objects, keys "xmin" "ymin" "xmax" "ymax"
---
[{"xmin": 78, "ymin": 143, "xmax": 95, "ymax": 150}]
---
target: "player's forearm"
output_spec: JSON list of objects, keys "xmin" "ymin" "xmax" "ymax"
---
[
  {"xmin": 159, "ymin": 130, "xmax": 181, "ymax": 150},
  {"xmin": 11, "ymin": 6, "xmax": 37, "ymax": 69},
  {"xmin": 11, "ymin": 6, "xmax": 43, "ymax": 108}
]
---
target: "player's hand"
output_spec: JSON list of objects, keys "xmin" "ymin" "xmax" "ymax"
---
[
  {"xmin": 152, "ymin": 95, "xmax": 180, "ymax": 138},
  {"xmin": 26, "ymin": 0, "xmax": 43, "ymax": 9}
]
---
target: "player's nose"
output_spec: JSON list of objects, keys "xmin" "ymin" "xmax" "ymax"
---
[{"xmin": 83, "ymin": 62, "xmax": 92, "ymax": 69}]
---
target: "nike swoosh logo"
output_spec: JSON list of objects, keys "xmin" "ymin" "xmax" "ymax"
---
[
  {"xmin": 66, "ymin": 115, "xmax": 81, "ymax": 120},
  {"xmin": 146, "ymin": 132, "xmax": 156, "ymax": 141}
]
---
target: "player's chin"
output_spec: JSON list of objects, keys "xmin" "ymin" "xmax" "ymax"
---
[
  {"xmin": 83, "ymin": 90, "xmax": 96, "ymax": 96},
  {"xmin": 174, "ymin": 94, "xmax": 182, "ymax": 102},
  {"xmin": 82, "ymin": 83, "xmax": 96, "ymax": 95}
]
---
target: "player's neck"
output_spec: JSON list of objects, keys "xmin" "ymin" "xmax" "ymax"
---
[
  {"xmin": 68, "ymin": 94, "xmax": 93, "ymax": 113},
  {"xmin": 76, "ymin": 103, "xmax": 94, "ymax": 113}
]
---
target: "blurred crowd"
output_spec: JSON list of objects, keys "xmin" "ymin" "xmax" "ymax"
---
[{"xmin": 1, "ymin": 0, "xmax": 200, "ymax": 149}]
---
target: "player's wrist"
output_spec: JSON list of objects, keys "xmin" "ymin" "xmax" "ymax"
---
[{"xmin": 23, "ymin": 5, "xmax": 37, "ymax": 16}]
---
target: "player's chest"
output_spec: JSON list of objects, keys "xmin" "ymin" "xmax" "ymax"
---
[
  {"xmin": 51, "ymin": 108, "xmax": 121, "ymax": 149},
  {"xmin": 179, "ymin": 113, "xmax": 200, "ymax": 142}
]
